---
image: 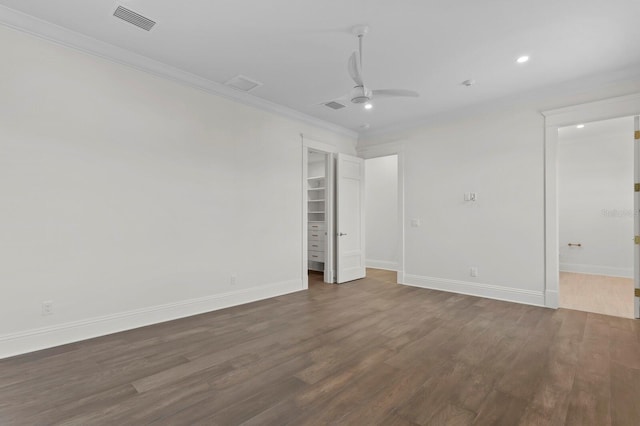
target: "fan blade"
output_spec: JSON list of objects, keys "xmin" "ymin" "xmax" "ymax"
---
[
  {"xmin": 347, "ymin": 52, "xmax": 364, "ymax": 86},
  {"xmin": 372, "ymin": 89, "xmax": 419, "ymax": 98}
]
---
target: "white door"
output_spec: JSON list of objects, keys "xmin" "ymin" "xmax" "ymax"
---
[
  {"xmin": 635, "ymin": 116, "xmax": 640, "ymax": 318},
  {"xmin": 336, "ymin": 153, "xmax": 366, "ymax": 283}
]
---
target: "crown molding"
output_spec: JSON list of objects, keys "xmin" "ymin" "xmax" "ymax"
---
[
  {"xmin": 0, "ymin": 5, "xmax": 358, "ymax": 140},
  {"xmin": 541, "ymin": 92, "xmax": 640, "ymax": 127},
  {"xmin": 359, "ymin": 65, "xmax": 640, "ymax": 145}
]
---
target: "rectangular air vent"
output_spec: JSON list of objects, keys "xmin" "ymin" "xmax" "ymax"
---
[
  {"xmin": 324, "ymin": 101, "xmax": 346, "ymax": 110},
  {"xmin": 113, "ymin": 6, "xmax": 156, "ymax": 31},
  {"xmin": 224, "ymin": 75, "xmax": 263, "ymax": 92}
]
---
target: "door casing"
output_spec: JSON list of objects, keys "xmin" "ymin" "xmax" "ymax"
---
[{"xmin": 542, "ymin": 93, "xmax": 640, "ymax": 314}]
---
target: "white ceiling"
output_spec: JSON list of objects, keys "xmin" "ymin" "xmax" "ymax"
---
[{"xmin": 2, "ymin": 0, "xmax": 640, "ymax": 135}]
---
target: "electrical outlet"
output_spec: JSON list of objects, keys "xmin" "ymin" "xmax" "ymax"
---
[
  {"xmin": 230, "ymin": 274, "xmax": 237, "ymax": 285},
  {"xmin": 470, "ymin": 267, "xmax": 478, "ymax": 277},
  {"xmin": 42, "ymin": 301, "xmax": 53, "ymax": 316}
]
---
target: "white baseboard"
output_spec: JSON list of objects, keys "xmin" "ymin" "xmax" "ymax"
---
[
  {"xmin": 559, "ymin": 263, "xmax": 633, "ymax": 278},
  {"xmin": 0, "ymin": 279, "xmax": 302, "ymax": 360},
  {"xmin": 366, "ymin": 259, "xmax": 399, "ymax": 271},
  {"xmin": 402, "ymin": 274, "xmax": 545, "ymax": 307}
]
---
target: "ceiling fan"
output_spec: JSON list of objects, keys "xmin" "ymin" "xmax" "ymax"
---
[{"xmin": 324, "ymin": 25, "xmax": 419, "ymax": 109}]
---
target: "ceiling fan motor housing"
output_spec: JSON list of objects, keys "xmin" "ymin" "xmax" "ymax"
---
[{"xmin": 350, "ymin": 86, "xmax": 372, "ymax": 104}]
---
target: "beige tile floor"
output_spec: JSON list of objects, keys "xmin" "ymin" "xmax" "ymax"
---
[{"xmin": 559, "ymin": 271, "xmax": 635, "ymax": 318}]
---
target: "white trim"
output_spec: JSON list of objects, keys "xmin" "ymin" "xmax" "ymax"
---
[
  {"xmin": 541, "ymin": 93, "xmax": 640, "ymax": 309},
  {"xmin": 559, "ymin": 263, "xmax": 633, "ymax": 279},
  {"xmin": 0, "ymin": 5, "xmax": 357, "ymax": 140},
  {"xmin": 0, "ymin": 279, "xmax": 302, "ymax": 360},
  {"xmin": 357, "ymin": 140, "xmax": 405, "ymax": 159},
  {"xmin": 301, "ymin": 143, "xmax": 309, "ymax": 289},
  {"xmin": 366, "ymin": 260, "xmax": 399, "ymax": 271},
  {"xmin": 403, "ymin": 274, "xmax": 545, "ymax": 307},
  {"xmin": 303, "ymin": 135, "xmax": 340, "ymax": 153},
  {"xmin": 543, "ymin": 125, "xmax": 559, "ymax": 308},
  {"xmin": 545, "ymin": 290, "xmax": 559, "ymax": 309},
  {"xmin": 542, "ymin": 93, "xmax": 640, "ymax": 126},
  {"xmin": 636, "ymin": 116, "xmax": 640, "ymax": 319},
  {"xmin": 325, "ymin": 153, "xmax": 335, "ymax": 283}
]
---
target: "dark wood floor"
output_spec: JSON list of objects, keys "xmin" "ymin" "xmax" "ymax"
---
[{"xmin": 1, "ymin": 269, "xmax": 639, "ymax": 425}]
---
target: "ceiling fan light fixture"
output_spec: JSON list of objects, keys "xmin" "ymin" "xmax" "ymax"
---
[{"xmin": 320, "ymin": 27, "xmax": 419, "ymax": 111}]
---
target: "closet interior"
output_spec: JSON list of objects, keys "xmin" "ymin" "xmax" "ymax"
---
[{"xmin": 307, "ymin": 150, "xmax": 328, "ymax": 276}]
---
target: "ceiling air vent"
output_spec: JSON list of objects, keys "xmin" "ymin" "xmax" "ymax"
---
[
  {"xmin": 113, "ymin": 6, "xmax": 156, "ymax": 31},
  {"xmin": 324, "ymin": 101, "xmax": 346, "ymax": 110},
  {"xmin": 224, "ymin": 75, "xmax": 263, "ymax": 92}
]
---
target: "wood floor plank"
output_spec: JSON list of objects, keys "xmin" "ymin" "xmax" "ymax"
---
[
  {"xmin": 564, "ymin": 313, "xmax": 613, "ymax": 426},
  {"xmin": 610, "ymin": 361, "xmax": 640, "ymax": 426},
  {"xmin": 473, "ymin": 389, "xmax": 529, "ymax": 425},
  {"xmin": 0, "ymin": 269, "xmax": 637, "ymax": 425}
]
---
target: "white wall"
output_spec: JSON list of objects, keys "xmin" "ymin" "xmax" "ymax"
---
[
  {"xmin": 0, "ymin": 24, "xmax": 355, "ymax": 358},
  {"xmin": 365, "ymin": 155, "xmax": 399, "ymax": 270},
  {"xmin": 558, "ymin": 117, "xmax": 634, "ymax": 277},
  {"xmin": 359, "ymin": 76, "xmax": 640, "ymax": 307}
]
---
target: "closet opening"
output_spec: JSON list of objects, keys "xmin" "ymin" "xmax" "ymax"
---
[{"xmin": 305, "ymin": 148, "xmax": 334, "ymax": 285}]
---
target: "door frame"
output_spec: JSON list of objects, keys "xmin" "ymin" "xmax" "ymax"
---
[
  {"xmin": 541, "ymin": 93, "xmax": 640, "ymax": 311},
  {"xmin": 357, "ymin": 141, "xmax": 406, "ymax": 285},
  {"xmin": 302, "ymin": 135, "xmax": 338, "ymax": 288}
]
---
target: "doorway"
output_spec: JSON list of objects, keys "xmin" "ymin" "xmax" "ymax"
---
[
  {"xmin": 305, "ymin": 148, "xmax": 334, "ymax": 285},
  {"xmin": 301, "ymin": 138, "xmax": 369, "ymax": 287},
  {"xmin": 358, "ymin": 144, "xmax": 405, "ymax": 285},
  {"xmin": 542, "ymin": 94, "xmax": 640, "ymax": 318},
  {"xmin": 557, "ymin": 116, "xmax": 635, "ymax": 318},
  {"xmin": 365, "ymin": 155, "xmax": 400, "ymax": 275}
]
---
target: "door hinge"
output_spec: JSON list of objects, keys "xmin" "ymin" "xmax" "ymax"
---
[
  {"xmin": 635, "ymin": 183, "xmax": 640, "ymax": 192},
  {"xmin": 635, "ymin": 288, "xmax": 640, "ymax": 298},
  {"xmin": 635, "ymin": 236, "xmax": 640, "ymax": 245},
  {"xmin": 636, "ymin": 130, "xmax": 640, "ymax": 140}
]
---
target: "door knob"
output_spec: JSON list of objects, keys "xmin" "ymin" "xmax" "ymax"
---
[{"xmin": 339, "ymin": 232, "xmax": 347, "ymax": 236}]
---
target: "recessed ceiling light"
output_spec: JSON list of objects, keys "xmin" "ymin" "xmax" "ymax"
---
[
  {"xmin": 364, "ymin": 103, "xmax": 373, "ymax": 110},
  {"xmin": 576, "ymin": 124, "xmax": 585, "ymax": 129},
  {"xmin": 516, "ymin": 56, "xmax": 530, "ymax": 64}
]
